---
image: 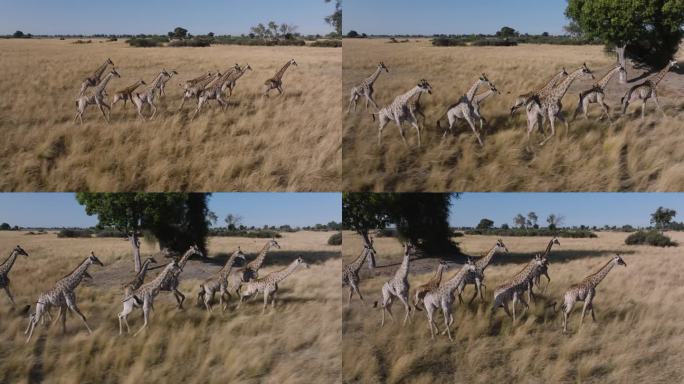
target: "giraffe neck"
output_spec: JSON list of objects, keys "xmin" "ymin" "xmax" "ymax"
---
[
  {"xmin": 596, "ymin": 66, "xmax": 622, "ymax": 90},
  {"xmin": 549, "ymin": 68, "xmax": 585, "ymax": 102},
  {"xmin": 443, "ymin": 264, "xmax": 472, "ymax": 293},
  {"xmin": 651, "ymin": 63, "xmax": 674, "ymax": 86},
  {"xmin": 121, "ymin": 80, "xmax": 145, "ymax": 94},
  {"xmin": 540, "ymin": 71, "xmax": 567, "ymax": 94},
  {"xmin": 248, "ymin": 242, "xmax": 273, "ymax": 270},
  {"xmin": 0, "ymin": 250, "xmax": 19, "ymax": 275},
  {"xmin": 399, "ymin": 86, "xmax": 423, "ymax": 105},
  {"xmin": 274, "ymin": 61, "xmax": 292, "ymax": 81},
  {"xmin": 473, "ymin": 89, "xmax": 495, "ymax": 105},
  {"xmin": 543, "ymin": 239, "xmax": 556, "ymax": 259},
  {"xmin": 150, "ymin": 263, "xmax": 177, "ymax": 289},
  {"xmin": 394, "ymin": 253, "xmax": 410, "ymax": 280},
  {"xmin": 475, "ymin": 245, "xmax": 498, "ymax": 270},
  {"xmin": 61, "ymin": 258, "xmax": 92, "ymax": 291},
  {"xmin": 138, "ymin": 259, "xmax": 153, "ymax": 278},
  {"xmin": 466, "ymin": 79, "xmax": 482, "ymax": 101},
  {"xmin": 269, "ymin": 260, "xmax": 301, "ymax": 283},
  {"xmin": 365, "ymin": 66, "xmax": 383, "ymax": 86},
  {"xmin": 432, "ymin": 264, "xmax": 446, "ymax": 284},
  {"xmin": 94, "ymin": 73, "xmax": 115, "ymax": 94},
  {"xmin": 189, "ymin": 73, "xmax": 211, "ymax": 85},
  {"xmin": 150, "ymin": 72, "xmax": 165, "ymax": 90},
  {"xmin": 349, "ymin": 248, "xmax": 369, "ymax": 273},
  {"xmin": 92, "ymin": 60, "xmax": 110, "ymax": 80},
  {"xmin": 178, "ymin": 248, "xmax": 195, "ymax": 270},
  {"xmin": 587, "ymin": 259, "xmax": 617, "ymax": 288},
  {"xmin": 221, "ymin": 250, "xmax": 243, "ymax": 272}
]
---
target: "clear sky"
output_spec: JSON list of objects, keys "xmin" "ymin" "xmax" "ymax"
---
[
  {"xmin": 0, "ymin": 0, "xmax": 335, "ymax": 35},
  {"xmin": 0, "ymin": 193, "xmax": 341, "ymax": 228},
  {"xmin": 450, "ymin": 193, "xmax": 684, "ymax": 228},
  {"xmin": 345, "ymin": 0, "xmax": 569, "ymax": 35}
]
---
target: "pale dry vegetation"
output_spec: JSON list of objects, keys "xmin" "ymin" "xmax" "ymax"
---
[
  {"xmin": 0, "ymin": 39, "xmax": 341, "ymax": 191},
  {"xmin": 343, "ymin": 39, "xmax": 684, "ymax": 191},
  {"xmin": 0, "ymin": 230, "xmax": 341, "ymax": 383},
  {"xmin": 342, "ymin": 231, "xmax": 684, "ymax": 383}
]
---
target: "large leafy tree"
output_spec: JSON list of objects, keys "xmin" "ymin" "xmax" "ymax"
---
[
  {"xmin": 651, "ymin": 206, "xmax": 677, "ymax": 231},
  {"xmin": 565, "ymin": 0, "xmax": 684, "ymax": 72},
  {"xmin": 75, "ymin": 193, "xmax": 210, "ymax": 272},
  {"xmin": 325, "ymin": 0, "xmax": 342, "ymax": 36}
]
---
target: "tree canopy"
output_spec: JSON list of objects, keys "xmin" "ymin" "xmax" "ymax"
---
[
  {"xmin": 325, "ymin": 0, "xmax": 342, "ymax": 35},
  {"xmin": 651, "ymin": 206, "xmax": 677, "ymax": 230},
  {"xmin": 476, "ymin": 218, "xmax": 494, "ymax": 230}
]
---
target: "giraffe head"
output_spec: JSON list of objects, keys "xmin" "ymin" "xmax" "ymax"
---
[
  {"xmin": 269, "ymin": 238, "xmax": 281, "ymax": 249},
  {"xmin": 617, "ymin": 63, "xmax": 627, "ymax": 77},
  {"xmin": 171, "ymin": 70, "xmax": 179, "ymax": 75},
  {"xmin": 295, "ymin": 256, "xmax": 309, "ymax": 269},
  {"xmin": 488, "ymin": 82, "xmax": 501, "ymax": 95},
  {"xmin": 579, "ymin": 63, "xmax": 594, "ymax": 80},
  {"xmin": 417, "ymin": 79, "xmax": 432, "ymax": 94},
  {"xmin": 232, "ymin": 63, "xmax": 241, "ymax": 72},
  {"xmin": 243, "ymin": 64, "xmax": 253, "ymax": 72},
  {"xmin": 464, "ymin": 257, "xmax": 477, "ymax": 273},
  {"xmin": 189, "ymin": 244, "xmax": 204, "ymax": 258},
  {"xmin": 560, "ymin": 67, "xmax": 568, "ymax": 76},
  {"xmin": 552, "ymin": 237, "xmax": 561, "ymax": 247},
  {"xmin": 110, "ymin": 68, "xmax": 121, "ymax": 78},
  {"xmin": 479, "ymin": 73, "xmax": 491, "ymax": 86},
  {"xmin": 495, "ymin": 239, "xmax": 509, "ymax": 253},
  {"xmin": 290, "ymin": 59, "xmax": 298, "ymax": 67},
  {"xmin": 613, "ymin": 254, "xmax": 627, "ymax": 267},
  {"xmin": 438, "ymin": 260, "xmax": 449, "ymax": 270},
  {"xmin": 161, "ymin": 68, "xmax": 172, "ymax": 78},
  {"xmin": 145, "ymin": 257, "xmax": 158, "ymax": 265},
  {"xmin": 106, "ymin": 58, "xmax": 114, "ymax": 66},
  {"xmin": 88, "ymin": 251, "xmax": 104, "ymax": 267},
  {"xmin": 140, "ymin": 79, "xmax": 147, "ymax": 85},
  {"xmin": 378, "ymin": 62, "xmax": 389, "ymax": 72},
  {"xmin": 668, "ymin": 59, "xmax": 679, "ymax": 70},
  {"xmin": 14, "ymin": 245, "xmax": 29, "ymax": 257}
]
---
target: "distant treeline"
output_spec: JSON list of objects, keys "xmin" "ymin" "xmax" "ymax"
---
[{"xmin": 460, "ymin": 228, "xmax": 598, "ymax": 238}]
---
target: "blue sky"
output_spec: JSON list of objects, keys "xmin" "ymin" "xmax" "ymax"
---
[
  {"xmin": 450, "ymin": 193, "xmax": 684, "ymax": 228},
  {"xmin": 0, "ymin": 193, "xmax": 341, "ymax": 228},
  {"xmin": 0, "ymin": 0, "xmax": 335, "ymax": 35},
  {"xmin": 345, "ymin": 0, "xmax": 569, "ymax": 35}
]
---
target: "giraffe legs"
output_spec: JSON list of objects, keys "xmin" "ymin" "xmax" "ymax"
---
[
  {"xmin": 579, "ymin": 292, "xmax": 594, "ymax": 329},
  {"xmin": 3, "ymin": 286, "xmax": 15, "ymax": 306},
  {"xmin": 118, "ymin": 299, "xmax": 134, "ymax": 335},
  {"xmin": 641, "ymin": 100, "xmax": 647, "ymax": 120},
  {"xmin": 441, "ymin": 302, "xmax": 454, "ymax": 341},
  {"xmin": 377, "ymin": 115, "xmax": 390, "ymax": 146},
  {"xmin": 464, "ymin": 113, "xmax": 484, "ymax": 147},
  {"xmin": 397, "ymin": 293, "xmax": 411, "ymax": 326},
  {"xmin": 653, "ymin": 90, "xmax": 666, "ymax": 117},
  {"xmin": 173, "ymin": 288, "xmax": 185, "ymax": 309},
  {"xmin": 425, "ymin": 302, "xmax": 438, "ymax": 339},
  {"xmin": 597, "ymin": 93, "xmax": 612, "ymax": 122},
  {"xmin": 148, "ymin": 100, "xmax": 158, "ymax": 120},
  {"xmin": 393, "ymin": 114, "xmax": 408, "ymax": 148},
  {"xmin": 65, "ymin": 294, "xmax": 92, "ymax": 335},
  {"xmin": 134, "ymin": 298, "xmax": 151, "ymax": 336},
  {"xmin": 410, "ymin": 120, "xmax": 421, "ymax": 148},
  {"xmin": 539, "ymin": 109, "xmax": 557, "ymax": 146},
  {"xmin": 562, "ymin": 298, "xmax": 576, "ymax": 333}
]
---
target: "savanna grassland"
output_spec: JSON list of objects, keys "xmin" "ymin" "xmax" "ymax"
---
[
  {"xmin": 0, "ymin": 39, "xmax": 340, "ymax": 191},
  {"xmin": 0, "ymin": 230, "xmax": 341, "ymax": 383},
  {"xmin": 342, "ymin": 231, "xmax": 684, "ymax": 383},
  {"xmin": 342, "ymin": 39, "xmax": 684, "ymax": 192}
]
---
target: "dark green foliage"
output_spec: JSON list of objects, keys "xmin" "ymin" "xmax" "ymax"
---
[
  {"xmin": 310, "ymin": 40, "xmax": 342, "ymax": 47},
  {"xmin": 93, "ymin": 229, "xmax": 127, "ymax": 238},
  {"xmin": 126, "ymin": 37, "xmax": 164, "ymax": 47},
  {"xmin": 73, "ymin": 40, "xmax": 92, "ymax": 44},
  {"xmin": 431, "ymin": 37, "xmax": 467, "ymax": 46},
  {"xmin": 347, "ymin": 30, "xmax": 360, "ymax": 38},
  {"xmin": 476, "ymin": 219, "xmax": 494, "ymax": 230},
  {"xmin": 464, "ymin": 228, "xmax": 598, "ymax": 238},
  {"xmin": 209, "ymin": 229, "xmax": 282, "ymax": 238},
  {"xmin": 212, "ymin": 37, "xmax": 306, "ymax": 46},
  {"xmin": 625, "ymin": 230, "xmax": 677, "ymax": 247},
  {"xmin": 651, "ymin": 206, "xmax": 677, "ymax": 230},
  {"xmin": 57, "ymin": 229, "xmax": 93, "ymax": 238},
  {"xmin": 327, "ymin": 232, "xmax": 342, "ymax": 245},
  {"xmin": 0, "ymin": 223, "xmax": 11, "ymax": 230},
  {"xmin": 471, "ymin": 39, "xmax": 518, "ymax": 46},
  {"xmin": 496, "ymin": 26, "xmax": 519, "ymax": 38},
  {"xmin": 168, "ymin": 38, "xmax": 212, "ymax": 47},
  {"xmin": 325, "ymin": 0, "xmax": 342, "ymax": 35}
]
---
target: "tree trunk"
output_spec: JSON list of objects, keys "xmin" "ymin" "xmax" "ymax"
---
[
  {"xmin": 360, "ymin": 230, "xmax": 376, "ymax": 269},
  {"xmin": 616, "ymin": 45, "xmax": 627, "ymax": 84},
  {"xmin": 129, "ymin": 233, "xmax": 141, "ymax": 273}
]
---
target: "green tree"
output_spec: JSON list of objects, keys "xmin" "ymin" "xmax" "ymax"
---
[
  {"xmin": 347, "ymin": 30, "xmax": 360, "ymax": 38},
  {"xmin": 476, "ymin": 218, "xmax": 494, "ymax": 230},
  {"xmin": 75, "ymin": 193, "xmax": 210, "ymax": 272},
  {"xmin": 496, "ymin": 26, "xmax": 519, "ymax": 38},
  {"xmin": 12, "ymin": 31, "xmax": 24, "ymax": 38},
  {"xmin": 547, "ymin": 214, "xmax": 565, "ymax": 230},
  {"xmin": 566, "ymin": 0, "xmax": 684, "ymax": 72},
  {"xmin": 325, "ymin": 0, "xmax": 342, "ymax": 35},
  {"xmin": 225, "ymin": 214, "xmax": 243, "ymax": 231},
  {"xmin": 650, "ymin": 206, "xmax": 677, "ymax": 231},
  {"xmin": 0, "ymin": 223, "xmax": 10, "ymax": 230},
  {"xmin": 169, "ymin": 27, "xmax": 188, "ymax": 40},
  {"xmin": 514, "ymin": 214, "xmax": 527, "ymax": 229},
  {"xmin": 527, "ymin": 212, "xmax": 538, "ymax": 227},
  {"xmin": 342, "ymin": 193, "xmax": 391, "ymax": 267}
]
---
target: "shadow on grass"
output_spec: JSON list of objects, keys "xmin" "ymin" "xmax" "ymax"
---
[{"xmin": 204, "ymin": 250, "xmax": 340, "ymax": 267}]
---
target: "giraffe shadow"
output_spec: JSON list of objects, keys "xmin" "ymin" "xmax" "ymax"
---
[
  {"xmin": 28, "ymin": 334, "xmax": 47, "ymax": 384},
  {"xmin": 201, "ymin": 250, "xmax": 340, "ymax": 267},
  {"xmin": 483, "ymin": 249, "xmax": 637, "ymax": 266}
]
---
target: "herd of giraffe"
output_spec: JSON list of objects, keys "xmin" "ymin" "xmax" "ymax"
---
[
  {"xmin": 348, "ymin": 58, "xmax": 679, "ymax": 148},
  {"xmin": 343, "ymin": 237, "xmax": 627, "ymax": 340},
  {"xmin": 74, "ymin": 57, "xmax": 298, "ymax": 123},
  {"xmin": 0, "ymin": 239, "xmax": 310, "ymax": 342}
]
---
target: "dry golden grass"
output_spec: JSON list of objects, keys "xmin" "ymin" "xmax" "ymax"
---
[
  {"xmin": 343, "ymin": 39, "xmax": 684, "ymax": 191},
  {"xmin": 0, "ymin": 230, "xmax": 341, "ymax": 383},
  {"xmin": 342, "ymin": 231, "xmax": 684, "ymax": 383},
  {"xmin": 0, "ymin": 39, "xmax": 341, "ymax": 191}
]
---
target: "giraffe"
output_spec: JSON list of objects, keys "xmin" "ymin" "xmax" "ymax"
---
[
  {"xmin": 573, "ymin": 64, "xmax": 626, "ymax": 122},
  {"xmin": 491, "ymin": 254, "xmax": 545, "ymax": 323},
  {"xmin": 25, "ymin": 252, "xmax": 104, "ymax": 343},
  {"xmin": 374, "ymin": 79, "xmax": 432, "ymax": 147},
  {"xmin": 526, "ymin": 63, "xmax": 594, "ymax": 146},
  {"xmin": 510, "ymin": 68, "xmax": 568, "ymax": 116},
  {"xmin": 347, "ymin": 62, "xmax": 389, "ymax": 113},
  {"xmin": 131, "ymin": 69, "xmax": 172, "ymax": 120},
  {"xmin": 78, "ymin": 58, "xmax": 114, "ymax": 96},
  {"xmin": 158, "ymin": 69, "xmax": 178, "ymax": 96},
  {"xmin": 0, "ymin": 245, "xmax": 29, "ymax": 306},
  {"xmin": 264, "ymin": 58, "xmax": 297, "ymax": 96},
  {"xmin": 197, "ymin": 248, "xmax": 246, "ymax": 312},
  {"xmin": 471, "ymin": 82, "xmax": 501, "ymax": 130},
  {"xmin": 111, "ymin": 79, "xmax": 147, "ymax": 109},
  {"xmin": 177, "ymin": 72, "xmax": 216, "ymax": 110},
  {"xmin": 436, "ymin": 74, "xmax": 492, "ymax": 146},
  {"xmin": 342, "ymin": 240, "xmax": 376, "ymax": 304},
  {"xmin": 180, "ymin": 72, "xmax": 213, "ymax": 92},
  {"xmin": 118, "ymin": 260, "xmax": 181, "ymax": 335},
  {"xmin": 222, "ymin": 63, "xmax": 253, "ymax": 97},
  {"xmin": 74, "ymin": 68, "xmax": 120, "ymax": 124},
  {"xmin": 190, "ymin": 64, "xmax": 245, "ymax": 119},
  {"xmin": 121, "ymin": 257, "xmax": 157, "ymax": 298},
  {"xmin": 159, "ymin": 245, "xmax": 204, "ymax": 309},
  {"xmin": 237, "ymin": 256, "xmax": 309, "ymax": 314},
  {"xmin": 560, "ymin": 254, "xmax": 626, "ymax": 333},
  {"xmin": 457, "ymin": 239, "xmax": 509, "ymax": 304},
  {"xmin": 422, "ymin": 258, "xmax": 477, "ymax": 341},
  {"xmin": 530, "ymin": 237, "xmax": 560, "ymax": 295},
  {"xmin": 412, "ymin": 260, "xmax": 448, "ymax": 312},
  {"xmin": 374, "ymin": 243, "xmax": 415, "ymax": 327},
  {"xmin": 621, "ymin": 59, "xmax": 678, "ymax": 119},
  {"xmin": 227, "ymin": 238, "xmax": 281, "ymax": 295}
]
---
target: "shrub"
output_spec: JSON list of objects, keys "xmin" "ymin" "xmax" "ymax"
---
[
  {"xmin": 327, "ymin": 232, "xmax": 342, "ymax": 245},
  {"xmin": 625, "ymin": 230, "xmax": 677, "ymax": 247},
  {"xmin": 310, "ymin": 40, "xmax": 342, "ymax": 47},
  {"xmin": 209, "ymin": 229, "xmax": 282, "ymax": 238},
  {"xmin": 432, "ymin": 37, "xmax": 467, "ymax": 47},
  {"xmin": 73, "ymin": 40, "xmax": 92, "ymax": 44},
  {"xmin": 471, "ymin": 39, "xmax": 518, "ymax": 46},
  {"xmin": 168, "ymin": 38, "xmax": 212, "ymax": 47},
  {"xmin": 57, "ymin": 229, "xmax": 93, "ymax": 238},
  {"xmin": 126, "ymin": 37, "xmax": 164, "ymax": 47}
]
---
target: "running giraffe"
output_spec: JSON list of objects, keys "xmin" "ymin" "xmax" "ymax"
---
[
  {"xmin": 530, "ymin": 237, "xmax": 560, "ymax": 295},
  {"xmin": 471, "ymin": 82, "xmax": 501, "ymax": 130},
  {"xmin": 112, "ymin": 79, "xmax": 147, "ymax": 109},
  {"xmin": 0, "ymin": 245, "xmax": 29, "ymax": 306},
  {"xmin": 159, "ymin": 245, "xmax": 204, "ymax": 309},
  {"xmin": 227, "ymin": 238, "xmax": 281, "ymax": 295},
  {"xmin": 457, "ymin": 239, "xmax": 508, "ymax": 304},
  {"xmin": 78, "ymin": 58, "xmax": 114, "ymax": 96},
  {"xmin": 342, "ymin": 241, "xmax": 376, "ymax": 304},
  {"xmin": 118, "ymin": 260, "xmax": 180, "ymax": 335},
  {"xmin": 197, "ymin": 247, "xmax": 246, "ymax": 312},
  {"xmin": 190, "ymin": 64, "xmax": 244, "ymax": 119},
  {"xmin": 491, "ymin": 254, "xmax": 545, "ymax": 323},
  {"xmin": 237, "ymin": 256, "xmax": 310, "ymax": 314},
  {"xmin": 436, "ymin": 74, "xmax": 492, "ymax": 146},
  {"xmin": 412, "ymin": 260, "xmax": 448, "ymax": 312},
  {"xmin": 374, "ymin": 243, "xmax": 415, "ymax": 327},
  {"xmin": 158, "ymin": 69, "xmax": 179, "ymax": 96},
  {"xmin": 621, "ymin": 59, "xmax": 678, "ymax": 119},
  {"xmin": 347, "ymin": 62, "xmax": 389, "ymax": 113},
  {"xmin": 74, "ymin": 68, "xmax": 120, "ymax": 124},
  {"xmin": 422, "ymin": 258, "xmax": 477, "ymax": 341},
  {"xmin": 132, "ymin": 69, "xmax": 172, "ymax": 120},
  {"xmin": 264, "ymin": 58, "xmax": 297, "ymax": 96},
  {"xmin": 25, "ymin": 252, "xmax": 104, "ymax": 343},
  {"xmin": 375, "ymin": 79, "xmax": 432, "ymax": 147},
  {"xmin": 178, "ymin": 72, "xmax": 221, "ymax": 111},
  {"xmin": 121, "ymin": 257, "xmax": 157, "ymax": 298},
  {"xmin": 222, "ymin": 63, "xmax": 253, "ymax": 97},
  {"xmin": 526, "ymin": 63, "xmax": 594, "ymax": 146},
  {"xmin": 560, "ymin": 254, "xmax": 626, "ymax": 333},
  {"xmin": 573, "ymin": 64, "xmax": 626, "ymax": 121},
  {"xmin": 510, "ymin": 68, "xmax": 568, "ymax": 115}
]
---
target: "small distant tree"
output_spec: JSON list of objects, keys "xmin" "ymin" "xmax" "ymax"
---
[
  {"xmin": 496, "ymin": 26, "xmax": 519, "ymax": 38},
  {"xmin": 476, "ymin": 218, "xmax": 494, "ymax": 230},
  {"xmin": 541, "ymin": 32, "xmax": 550, "ymax": 37},
  {"xmin": 168, "ymin": 27, "xmax": 188, "ymax": 40},
  {"xmin": 527, "ymin": 212, "xmax": 538, "ymax": 227},
  {"xmin": 347, "ymin": 30, "xmax": 360, "ymax": 38},
  {"xmin": 651, "ymin": 207, "xmax": 677, "ymax": 232},
  {"xmin": 12, "ymin": 30, "xmax": 24, "ymax": 38},
  {"xmin": 325, "ymin": 0, "xmax": 342, "ymax": 36},
  {"xmin": 514, "ymin": 214, "xmax": 527, "ymax": 229},
  {"xmin": 0, "ymin": 223, "xmax": 10, "ymax": 230},
  {"xmin": 225, "ymin": 214, "xmax": 243, "ymax": 231},
  {"xmin": 501, "ymin": 223, "xmax": 510, "ymax": 230},
  {"xmin": 564, "ymin": 20, "xmax": 583, "ymax": 38},
  {"xmin": 547, "ymin": 214, "xmax": 565, "ymax": 230},
  {"xmin": 207, "ymin": 32, "xmax": 215, "ymax": 37}
]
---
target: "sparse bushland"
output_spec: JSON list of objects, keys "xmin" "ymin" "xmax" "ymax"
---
[
  {"xmin": 342, "ymin": 231, "xmax": 684, "ymax": 382},
  {"xmin": 463, "ymin": 228, "xmax": 597, "ymax": 238},
  {"xmin": 343, "ymin": 39, "xmax": 684, "ymax": 191},
  {"xmin": 0, "ymin": 39, "xmax": 340, "ymax": 191}
]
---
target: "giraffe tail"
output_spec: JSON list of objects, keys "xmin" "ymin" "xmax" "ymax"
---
[
  {"xmin": 372, "ymin": 301, "xmax": 379, "ymax": 308},
  {"xmin": 20, "ymin": 304, "xmax": 31, "ymax": 316},
  {"xmin": 412, "ymin": 298, "xmax": 424, "ymax": 312}
]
